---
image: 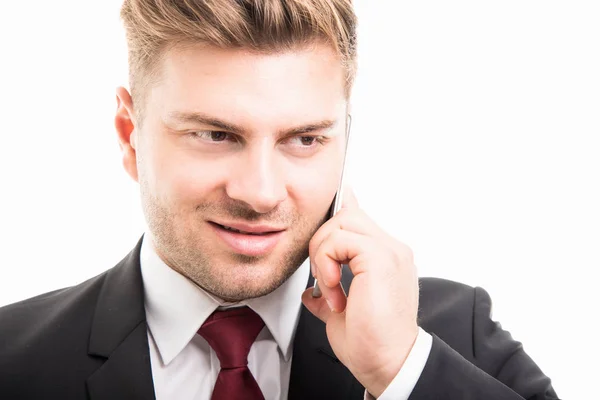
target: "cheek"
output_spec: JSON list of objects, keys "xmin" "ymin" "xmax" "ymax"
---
[
  {"xmin": 148, "ymin": 141, "xmax": 227, "ymax": 206},
  {"xmin": 287, "ymin": 155, "xmax": 344, "ymax": 219}
]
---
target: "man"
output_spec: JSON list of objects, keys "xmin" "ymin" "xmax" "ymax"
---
[{"xmin": 0, "ymin": 0, "xmax": 558, "ymax": 399}]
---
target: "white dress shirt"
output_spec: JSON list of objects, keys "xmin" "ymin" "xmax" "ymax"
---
[{"xmin": 140, "ymin": 236, "xmax": 432, "ymax": 400}]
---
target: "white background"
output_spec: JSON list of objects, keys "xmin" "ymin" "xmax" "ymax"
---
[{"xmin": 1, "ymin": 1, "xmax": 598, "ymax": 398}]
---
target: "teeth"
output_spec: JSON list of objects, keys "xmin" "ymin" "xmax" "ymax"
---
[
  {"xmin": 222, "ymin": 225, "xmax": 243, "ymax": 233},
  {"xmin": 221, "ymin": 225, "xmax": 265, "ymax": 235}
]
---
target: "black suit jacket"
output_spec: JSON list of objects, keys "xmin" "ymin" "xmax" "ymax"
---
[{"xmin": 0, "ymin": 239, "xmax": 558, "ymax": 399}]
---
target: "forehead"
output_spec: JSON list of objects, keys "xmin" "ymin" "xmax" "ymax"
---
[{"xmin": 146, "ymin": 43, "xmax": 348, "ymax": 130}]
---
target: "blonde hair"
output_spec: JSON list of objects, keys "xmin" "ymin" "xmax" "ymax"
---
[{"xmin": 120, "ymin": 0, "xmax": 358, "ymax": 118}]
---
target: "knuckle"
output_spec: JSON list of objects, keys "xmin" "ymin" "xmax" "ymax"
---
[
  {"xmin": 329, "ymin": 228, "xmax": 344, "ymax": 243},
  {"xmin": 382, "ymin": 237, "xmax": 414, "ymax": 267}
]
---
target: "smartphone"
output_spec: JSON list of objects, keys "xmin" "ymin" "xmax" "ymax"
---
[{"xmin": 312, "ymin": 114, "xmax": 352, "ymax": 298}]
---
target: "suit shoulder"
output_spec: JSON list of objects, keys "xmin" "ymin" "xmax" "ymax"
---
[
  {"xmin": 0, "ymin": 270, "xmax": 114, "ymax": 396},
  {"xmin": 416, "ymin": 279, "xmax": 556, "ymax": 397},
  {"xmin": 417, "ymin": 277, "xmax": 479, "ymax": 359},
  {"xmin": 418, "ymin": 277, "xmax": 495, "ymax": 314},
  {"xmin": 419, "ymin": 276, "xmax": 474, "ymax": 293},
  {"xmin": 418, "ymin": 276, "xmax": 478, "ymax": 309},
  {"xmin": 0, "ymin": 269, "xmax": 108, "ymax": 316},
  {"xmin": 0, "ymin": 270, "xmax": 109, "ymax": 355}
]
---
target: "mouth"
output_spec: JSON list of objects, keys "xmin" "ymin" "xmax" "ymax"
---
[
  {"xmin": 208, "ymin": 221, "xmax": 286, "ymax": 257},
  {"xmin": 212, "ymin": 223, "xmax": 277, "ymax": 236}
]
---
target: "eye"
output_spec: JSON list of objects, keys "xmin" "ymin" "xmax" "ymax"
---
[
  {"xmin": 288, "ymin": 135, "xmax": 325, "ymax": 147},
  {"xmin": 193, "ymin": 131, "xmax": 233, "ymax": 142},
  {"xmin": 299, "ymin": 136, "xmax": 317, "ymax": 146}
]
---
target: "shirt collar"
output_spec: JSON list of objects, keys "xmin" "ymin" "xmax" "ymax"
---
[{"xmin": 140, "ymin": 235, "xmax": 310, "ymax": 365}]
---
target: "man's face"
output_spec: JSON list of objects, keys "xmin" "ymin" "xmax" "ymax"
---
[{"xmin": 128, "ymin": 43, "xmax": 348, "ymax": 301}]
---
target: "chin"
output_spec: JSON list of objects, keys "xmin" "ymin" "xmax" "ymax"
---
[
  {"xmin": 213, "ymin": 280, "xmax": 280, "ymax": 302},
  {"xmin": 207, "ymin": 259, "xmax": 295, "ymax": 301}
]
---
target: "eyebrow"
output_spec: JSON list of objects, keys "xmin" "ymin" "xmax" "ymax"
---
[{"xmin": 166, "ymin": 111, "xmax": 339, "ymax": 136}]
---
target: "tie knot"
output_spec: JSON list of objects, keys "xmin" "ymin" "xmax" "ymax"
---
[{"xmin": 198, "ymin": 306, "xmax": 265, "ymax": 369}]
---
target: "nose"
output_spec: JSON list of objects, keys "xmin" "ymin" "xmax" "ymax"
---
[{"xmin": 225, "ymin": 142, "xmax": 287, "ymax": 214}]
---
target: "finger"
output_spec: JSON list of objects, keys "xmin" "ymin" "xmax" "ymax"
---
[
  {"xmin": 314, "ymin": 229, "xmax": 372, "ymax": 283},
  {"xmin": 309, "ymin": 208, "xmax": 379, "ymax": 264},
  {"xmin": 312, "ymin": 230, "xmax": 375, "ymax": 312},
  {"xmin": 315, "ymin": 265, "xmax": 347, "ymax": 312},
  {"xmin": 302, "ymin": 287, "xmax": 345, "ymax": 322},
  {"xmin": 302, "ymin": 287, "xmax": 331, "ymax": 322}
]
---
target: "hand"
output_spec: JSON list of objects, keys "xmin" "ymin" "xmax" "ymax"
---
[{"xmin": 302, "ymin": 188, "xmax": 420, "ymax": 398}]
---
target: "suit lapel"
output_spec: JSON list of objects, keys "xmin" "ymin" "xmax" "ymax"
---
[
  {"xmin": 86, "ymin": 238, "xmax": 156, "ymax": 400},
  {"xmin": 288, "ymin": 266, "xmax": 364, "ymax": 400}
]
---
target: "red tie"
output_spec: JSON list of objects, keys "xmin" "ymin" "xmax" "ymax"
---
[{"xmin": 198, "ymin": 306, "xmax": 266, "ymax": 400}]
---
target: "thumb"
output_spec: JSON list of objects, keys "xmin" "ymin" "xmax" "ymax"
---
[{"xmin": 301, "ymin": 288, "xmax": 333, "ymax": 323}]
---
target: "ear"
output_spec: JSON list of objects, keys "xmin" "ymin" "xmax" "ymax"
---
[{"xmin": 115, "ymin": 87, "xmax": 139, "ymax": 182}]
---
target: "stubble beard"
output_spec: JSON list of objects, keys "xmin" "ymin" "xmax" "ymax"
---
[{"xmin": 140, "ymin": 181, "xmax": 327, "ymax": 301}]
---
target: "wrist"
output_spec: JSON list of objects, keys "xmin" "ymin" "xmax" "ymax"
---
[{"xmin": 363, "ymin": 326, "xmax": 419, "ymax": 398}]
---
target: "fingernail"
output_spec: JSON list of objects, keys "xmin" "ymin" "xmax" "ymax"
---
[{"xmin": 326, "ymin": 299, "xmax": 336, "ymax": 313}]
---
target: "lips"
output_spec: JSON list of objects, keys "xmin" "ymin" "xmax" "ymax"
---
[
  {"xmin": 209, "ymin": 221, "xmax": 285, "ymax": 257},
  {"xmin": 217, "ymin": 224, "xmax": 274, "ymax": 236}
]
